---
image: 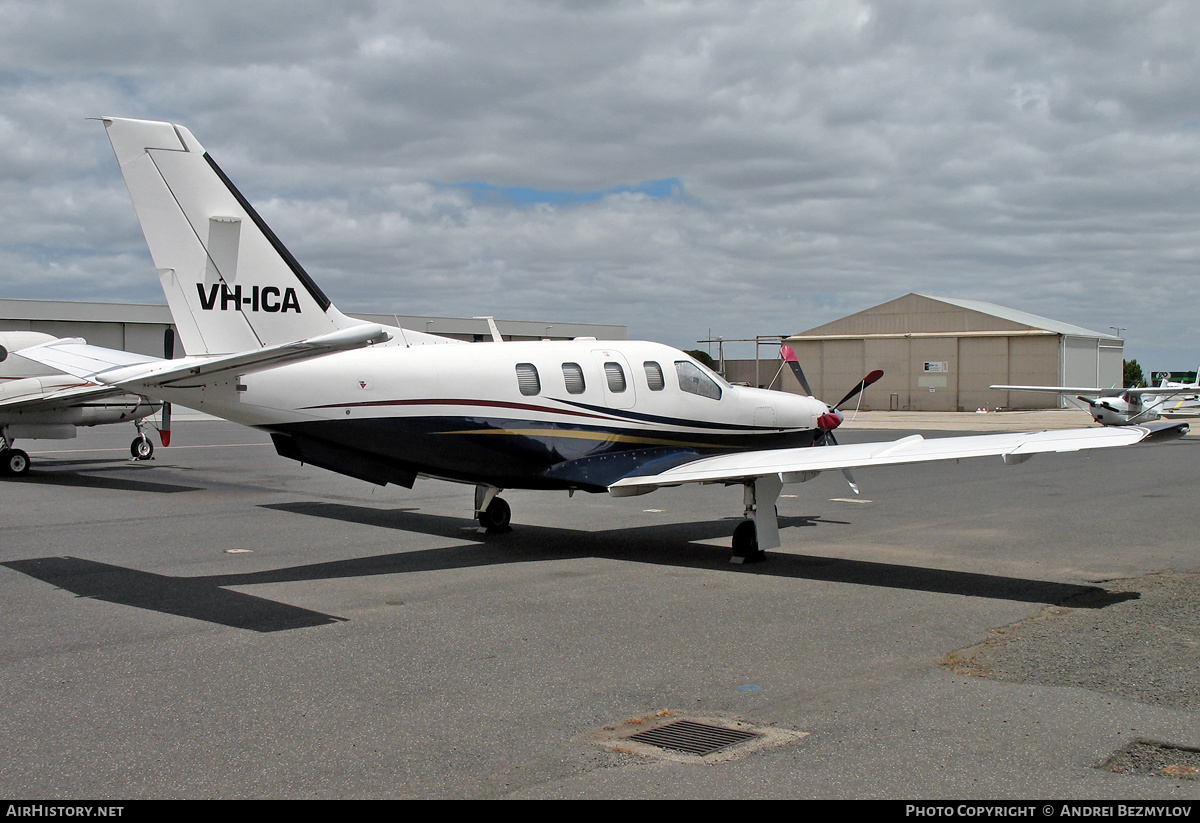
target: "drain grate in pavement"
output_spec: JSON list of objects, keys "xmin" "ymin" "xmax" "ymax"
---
[
  {"xmin": 1101, "ymin": 740, "xmax": 1200, "ymax": 780},
  {"xmin": 587, "ymin": 711, "xmax": 807, "ymax": 762},
  {"xmin": 628, "ymin": 719, "xmax": 760, "ymax": 756}
]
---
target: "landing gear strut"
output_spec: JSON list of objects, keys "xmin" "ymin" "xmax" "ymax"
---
[{"xmin": 475, "ymin": 484, "xmax": 512, "ymax": 532}]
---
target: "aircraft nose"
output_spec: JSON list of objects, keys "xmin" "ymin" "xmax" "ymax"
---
[{"xmin": 765, "ymin": 390, "xmax": 827, "ymax": 429}]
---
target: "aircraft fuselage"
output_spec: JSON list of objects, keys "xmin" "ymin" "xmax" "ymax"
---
[{"xmin": 148, "ymin": 337, "xmax": 830, "ymax": 490}]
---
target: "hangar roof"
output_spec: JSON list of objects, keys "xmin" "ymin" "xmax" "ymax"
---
[{"xmin": 795, "ymin": 293, "xmax": 1120, "ymax": 340}]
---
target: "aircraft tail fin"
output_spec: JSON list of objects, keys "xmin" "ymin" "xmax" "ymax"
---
[{"xmin": 101, "ymin": 117, "xmax": 366, "ymax": 356}]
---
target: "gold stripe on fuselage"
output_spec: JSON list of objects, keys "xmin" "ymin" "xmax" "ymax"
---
[{"xmin": 438, "ymin": 427, "xmax": 752, "ymax": 449}]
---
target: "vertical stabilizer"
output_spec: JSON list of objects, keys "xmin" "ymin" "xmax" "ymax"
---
[{"xmin": 102, "ymin": 117, "xmax": 363, "ymax": 355}]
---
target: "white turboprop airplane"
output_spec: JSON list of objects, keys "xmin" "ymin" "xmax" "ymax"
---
[
  {"xmin": 990, "ymin": 376, "xmax": 1200, "ymax": 427},
  {"xmin": 17, "ymin": 117, "xmax": 1191, "ymax": 561},
  {"xmin": 0, "ymin": 330, "xmax": 164, "ymax": 475}
]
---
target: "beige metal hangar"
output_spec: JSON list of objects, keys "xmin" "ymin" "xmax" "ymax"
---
[{"xmin": 782, "ymin": 293, "xmax": 1124, "ymax": 412}]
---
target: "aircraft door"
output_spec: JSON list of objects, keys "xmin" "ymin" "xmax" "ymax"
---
[{"xmin": 592, "ymin": 350, "xmax": 637, "ymax": 409}]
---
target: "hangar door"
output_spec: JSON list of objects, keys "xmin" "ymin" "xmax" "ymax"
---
[
  {"xmin": 909, "ymin": 338, "xmax": 956, "ymax": 411},
  {"xmin": 1063, "ymin": 336, "xmax": 1120, "ymax": 389},
  {"xmin": 957, "ymin": 336, "xmax": 1007, "ymax": 412}
]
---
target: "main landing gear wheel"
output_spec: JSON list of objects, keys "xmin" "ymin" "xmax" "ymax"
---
[
  {"xmin": 478, "ymin": 496, "xmax": 512, "ymax": 532},
  {"xmin": 731, "ymin": 519, "xmax": 765, "ymax": 564},
  {"xmin": 131, "ymin": 436, "xmax": 154, "ymax": 460},
  {"xmin": 1, "ymin": 448, "xmax": 30, "ymax": 477}
]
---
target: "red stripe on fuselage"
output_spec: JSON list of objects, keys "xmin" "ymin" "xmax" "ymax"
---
[{"xmin": 299, "ymin": 397, "xmax": 622, "ymax": 422}]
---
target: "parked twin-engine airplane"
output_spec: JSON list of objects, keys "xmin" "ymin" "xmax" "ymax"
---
[
  {"xmin": 990, "ymin": 375, "xmax": 1200, "ymax": 427},
  {"xmin": 0, "ymin": 330, "xmax": 164, "ymax": 475},
  {"xmin": 17, "ymin": 117, "xmax": 1190, "ymax": 561}
]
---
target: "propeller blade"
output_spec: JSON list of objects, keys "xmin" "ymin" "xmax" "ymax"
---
[
  {"xmin": 811, "ymin": 373, "xmax": 880, "ymax": 496},
  {"xmin": 834, "ymin": 369, "xmax": 884, "ymax": 410},
  {"xmin": 842, "ymin": 468, "xmax": 860, "ymax": 495},
  {"xmin": 779, "ymin": 345, "xmax": 814, "ymax": 396},
  {"xmin": 159, "ymin": 402, "xmax": 171, "ymax": 447},
  {"xmin": 160, "ymin": 328, "xmax": 175, "ymax": 446},
  {"xmin": 813, "ymin": 429, "xmax": 861, "ymax": 492},
  {"xmin": 811, "ymin": 427, "xmax": 861, "ymax": 492}
]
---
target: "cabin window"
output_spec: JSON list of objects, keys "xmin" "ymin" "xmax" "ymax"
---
[
  {"xmin": 675, "ymin": 360, "xmax": 722, "ymax": 400},
  {"xmin": 562, "ymin": 362, "xmax": 586, "ymax": 394},
  {"xmin": 604, "ymin": 362, "xmax": 627, "ymax": 393},
  {"xmin": 515, "ymin": 363, "xmax": 541, "ymax": 396},
  {"xmin": 644, "ymin": 361, "xmax": 665, "ymax": 391}
]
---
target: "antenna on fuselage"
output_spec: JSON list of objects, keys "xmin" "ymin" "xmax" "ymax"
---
[{"xmin": 474, "ymin": 316, "xmax": 504, "ymax": 343}]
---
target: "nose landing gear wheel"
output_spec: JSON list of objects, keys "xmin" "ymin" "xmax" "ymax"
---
[
  {"xmin": 131, "ymin": 436, "xmax": 154, "ymax": 460},
  {"xmin": 478, "ymin": 496, "xmax": 512, "ymax": 533}
]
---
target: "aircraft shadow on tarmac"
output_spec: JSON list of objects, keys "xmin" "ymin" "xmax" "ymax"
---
[
  {"xmin": 1, "ymin": 556, "xmax": 346, "ymax": 632},
  {"xmin": 0, "ymin": 501, "xmax": 1137, "ymax": 632},
  {"xmin": 13, "ymin": 461, "xmax": 203, "ymax": 494},
  {"xmin": 262, "ymin": 501, "xmax": 1138, "ymax": 609}
]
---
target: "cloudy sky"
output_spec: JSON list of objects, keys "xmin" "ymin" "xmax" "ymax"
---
[{"xmin": 2, "ymin": 0, "xmax": 1199, "ymax": 368}]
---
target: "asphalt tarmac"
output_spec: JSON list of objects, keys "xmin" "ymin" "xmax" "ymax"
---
[{"xmin": 1, "ymin": 414, "xmax": 1198, "ymax": 799}]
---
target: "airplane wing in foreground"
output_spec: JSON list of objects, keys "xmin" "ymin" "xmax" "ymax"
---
[
  {"xmin": 17, "ymin": 325, "xmax": 391, "ymax": 392},
  {"xmin": 608, "ymin": 422, "xmax": 1188, "ymax": 554},
  {"xmin": 608, "ymin": 424, "xmax": 1185, "ymax": 494}
]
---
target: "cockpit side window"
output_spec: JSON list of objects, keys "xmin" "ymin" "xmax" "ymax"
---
[
  {"xmin": 515, "ymin": 363, "xmax": 541, "ymax": 396},
  {"xmin": 675, "ymin": 360, "xmax": 722, "ymax": 400}
]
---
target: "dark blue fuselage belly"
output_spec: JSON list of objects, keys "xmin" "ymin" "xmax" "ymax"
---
[{"xmin": 268, "ymin": 415, "xmax": 818, "ymax": 491}]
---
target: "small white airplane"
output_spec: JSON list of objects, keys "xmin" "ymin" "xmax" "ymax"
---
[
  {"xmin": 18, "ymin": 117, "xmax": 1190, "ymax": 561},
  {"xmin": 1150, "ymin": 370, "xmax": 1200, "ymax": 419},
  {"xmin": 0, "ymin": 330, "xmax": 166, "ymax": 475},
  {"xmin": 990, "ymin": 375, "xmax": 1200, "ymax": 427}
]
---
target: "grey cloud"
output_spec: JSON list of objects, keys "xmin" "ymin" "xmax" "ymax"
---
[{"xmin": 1, "ymin": 1, "xmax": 1199, "ymax": 367}]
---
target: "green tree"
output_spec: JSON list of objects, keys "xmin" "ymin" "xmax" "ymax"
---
[
  {"xmin": 684, "ymin": 349, "xmax": 718, "ymax": 370},
  {"xmin": 1124, "ymin": 359, "xmax": 1145, "ymax": 388}
]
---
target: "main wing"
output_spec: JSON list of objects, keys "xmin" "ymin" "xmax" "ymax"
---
[{"xmin": 608, "ymin": 424, "xmax": 1186, "ymax": 495}]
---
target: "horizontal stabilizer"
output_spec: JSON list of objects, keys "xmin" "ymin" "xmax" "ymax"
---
[
  {"xmin": 17, "ymin": 325, "xmax": 391, "ymax": 392},
  {"xmin": 0, "ymin": 380, "xmax": 130, "ymax": 413}
]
